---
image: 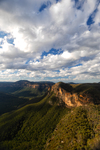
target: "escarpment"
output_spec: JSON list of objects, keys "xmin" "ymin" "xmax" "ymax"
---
[{"xmin": 48, "ymin": 82, "xmax": 100, "ymax": 107}]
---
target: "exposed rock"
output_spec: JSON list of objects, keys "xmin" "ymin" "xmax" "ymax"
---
[
  {"xmin": 61, "ymin": 140, "xmax": 64, "ymax": 144},
  {"xmin": 49, "ymin": 82, "xmax": 94, "ymax": 107},
  {"xmin": 28, "ymin": 84, "xmax": 39, "ymax": 88}
]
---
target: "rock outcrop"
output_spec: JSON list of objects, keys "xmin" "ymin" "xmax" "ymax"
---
[{"xmin": 49, "ymin": 82, "xmax": 93, "ymax": 107}]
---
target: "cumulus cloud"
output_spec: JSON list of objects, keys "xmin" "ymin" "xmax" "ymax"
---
[{"xmin": 0, "ymin": 0, "xmax": 100, "ymax": 82}]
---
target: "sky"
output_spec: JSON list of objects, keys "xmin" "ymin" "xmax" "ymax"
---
[{"xmin": 0, "ymin": 0, "xmax": 100, "ymax": 83}]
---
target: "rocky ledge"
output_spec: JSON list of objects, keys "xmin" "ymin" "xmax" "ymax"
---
[{"xmin": 48, "ymin": 82, "xmax": 94, "ymax": 107}]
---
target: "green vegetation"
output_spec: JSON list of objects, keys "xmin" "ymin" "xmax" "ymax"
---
[
  {"xmin": 70, "ymin": 84, "xmax": 81, "ymax": 88},
  {"xmin": 57, "ymin": 82, "xmax": 73, "ymax": 92},
  {"xmin": 73, "ymin": 83, "xmax": 100, "ymax": 95},
  {"xmin": 13, "ymin": 87, "xmax": 47, "ymax": 98},
  {"xmin": 0, "ymin": 92, "xmax": 28, "ymax": 115},
  {"xmin": 0, "ymin": 80, "xmax": 54, "ymax": 98},
  {"xmin": 0, "ymin": 81, "xmax": 100, "ymax": 150},
  {"xmin": 0, "ymin": 80, "xmax": 54, "ymax": 115},
  {"xmin": 45, "ymin": 105, "xmax": 100, "ymax": 150},
  {"xmin": 0, "ymin": 86, "xmax": 22, "ymax": 94},
  {"xmin": 73, "ymin": 83, "xmax": 100, "ymax": 104},
  {"xmin": 0, "ymin": 93, "xmax": 70, "ymax": 150}
]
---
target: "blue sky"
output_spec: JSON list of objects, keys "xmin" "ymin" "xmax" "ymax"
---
[{"xmin": 0, "ymin": 0, "xmax": 100, "ymax": 83}]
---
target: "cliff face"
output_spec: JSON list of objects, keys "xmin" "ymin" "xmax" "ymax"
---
[
  {"xmin": 49, "ymin": 82, "xmax": 93, "ymax": 107},
  {"xmin": 28, "ymin": 84, "xmax": 39, "ymax": 88},
  {"xmin": 12, "ymin": 80, "xmax": 54, "ymax": 90}
]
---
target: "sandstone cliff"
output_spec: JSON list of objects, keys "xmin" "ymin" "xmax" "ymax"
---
[{"xmin": 48, "ymin": 82, "xmax": 94, "ymax": 107}]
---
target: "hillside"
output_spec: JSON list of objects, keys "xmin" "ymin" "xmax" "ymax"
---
[
  {"xmin": 0, "ymin": 80, "xmax": 54, "ymax": 115},
  {"xmin": 0, "ymin": 80, "xmax": 54, "ymax": 98},
  {"xmin": 45, "ymin": 105, "xmax": 100, "ymax": 150},
  {"xmin": 0, "ymin": 81, "xmax": 100, "ymax": 150},
  {"xmin": 0, "ymin": 92, "xmax": 28, "ymax": 115},
  {"xmin": 0, "ymin": 92, "xmax": 69, "ymax": 150}
]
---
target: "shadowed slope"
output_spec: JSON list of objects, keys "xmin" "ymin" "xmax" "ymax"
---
[
  {"xmin": 0, "ymin": 92, "xmax": 70, "ymax": 150},
  {"xmin": 0, "ymin": 92, "xmax": 28, "ymax": 115}
]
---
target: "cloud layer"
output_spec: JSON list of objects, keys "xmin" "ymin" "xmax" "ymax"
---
[{"xmin": 0, "ymin": 0, "xmax": 100, "ymax": 82}]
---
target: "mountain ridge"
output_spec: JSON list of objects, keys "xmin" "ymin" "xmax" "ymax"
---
[
  {"xmin": 0, "ymin": 81, "xmax": 100, "ymax": 149},
  {"xmin": 49, "ymin": 82, "xmax": 100, "ymax": 107}
]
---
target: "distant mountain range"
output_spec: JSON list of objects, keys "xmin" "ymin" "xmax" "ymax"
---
[
  {"xmin": 0, "ymin": 80, "xmax": 54, "ymax": 115},
  {"xmin": 0, "ymin": 80, "xmax": 54, "ymax": 97},
  {"xmin": 0, "ymin": 80, "xmax": 54, "ymax": 93}
]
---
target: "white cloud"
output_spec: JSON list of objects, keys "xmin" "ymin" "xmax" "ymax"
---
[{"xmin": 0, "ymin": 0, "xmax": 100, "ymax": 82}]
